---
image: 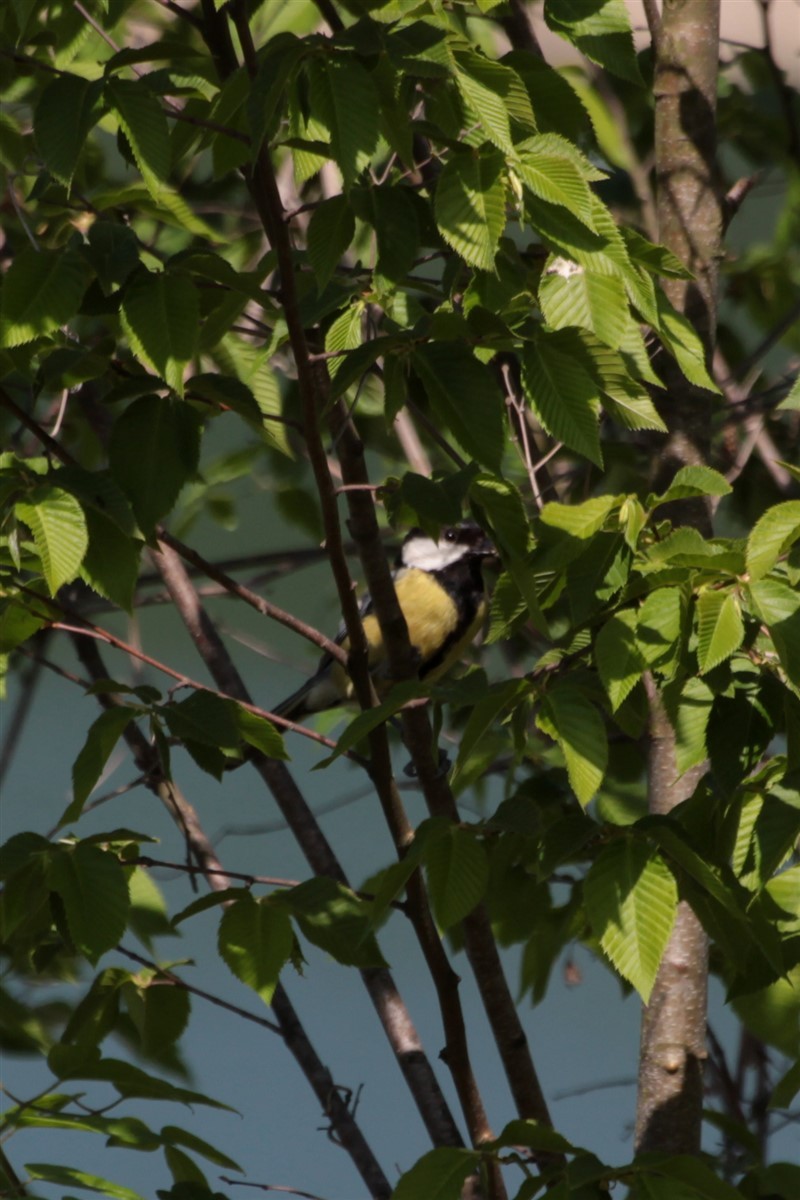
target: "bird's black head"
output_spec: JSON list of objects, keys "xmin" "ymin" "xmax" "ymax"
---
[{"xmin": 398, "ymin": 521, "xmax": 495, "ymax": 571}]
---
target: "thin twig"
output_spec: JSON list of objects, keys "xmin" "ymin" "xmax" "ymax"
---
[{"xmin": 116, "ymin": 945, "xmax": 283, "ymax": 1035}]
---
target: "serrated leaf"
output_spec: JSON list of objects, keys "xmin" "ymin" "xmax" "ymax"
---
[
  {"xmin": 454, "ymin": 58, "xmax": 512, "ymax": 152},
  {"xmin": 233, "ymin": 705, "xmax": 288, "ymax": 760},
  {"xmin": 434, "ymin": 146, "xmax": 507, "ymax": 271},
  {"xmin": 81, "ymin": 219, "xmax": 141, "ymax": 295},
  {"xmin": 539, "ymin": 494, "xmax": 618, "ymax": 538},
  {"xmin": 695, "ymin": 590, "xmax": 744, "ymax": 674},
  {"xmin": 545, "ymin": 0, "xmax": 643, "ymax": 85},
  {"xmin": 538, "ymin": 684, "xmax": 607, "ymax": 805},
  {"xmin": 306, "ymin": 57, "xmax": 379, "ymax": 187},
  {"xmin": 282, "ymin": 877, "xmax": 387, "ymax": 968},
  {"xmin": 656, "ymin": 464, "xmax": 732, "ymax": 504},
  {"xmin": 0, "ymin": 247, "xmax": 87, "ymax": 347},
  {"xmin": 15, "ymin": 485, "xmax": 88, "ymax": 595},
  {"xmin": 521, "ymin": 338, "xmax": 602, "ymax": 466},
  {"xmin": 655, "ymin": 291, "xmax": 721, "ymax": 394},
  {"xmin": 747, "ymin": 501, "xmax": 800, "ymax": 582},
  {"xmin": 306, "ymin": 195, "xmax": 355, "ymax": 292},
  {"xmin": 539, "ymin": 263, "xmax": 628, "ymax": 348},
  {"xmin": 35, "ymin": 74, "xmax": 104, "ymax": 189},
  {"xmin": 47, "ymin": 844, "xmax": 130, "ymax": 964},
  {"xmin": 585, "ymin": 839, "xmax": 677, "ymax": 1002},
  {"xmin": 368, "ymin": 185, "xmax": 420, "ymax": 282},
  {"xmin": 123, "ymin": 975, "xmax": 190, "ymax": 1055},
  {"xmin": 108, "ymin": 395, "xmax": 201, "ymax": 537},
  {"xmin": 412, "ymin": 342, "xmax": 504, "ymax": 470},
  {"xmin": 392, "ymin": 1147, "xmax": 481, "ymax": 1200},
  {"xmin": 81, "ymin": 509, "xmax": 141, "ymax": 613},
  {"xmin": 120, "ymin": 269, "xmax": 199, "ymax": 395},
  {"xmin": 325, "ymin": 303, "xmax": 363, "ymax": 377},
  {"xmin": 218, "ymin": 894, "xmax": 293, "ymax": 1005},
  {"xmin": 516, "ymin": 141, "xmax": 595, "ymax": 226},
  {"xmin": 65, "ymin": 706, "xmax": 138, "ymax": 826},
  {"xmin": 423, "ymin": 825, "xmax": 489, "ymax": 928},
  {"xmin": 667, "ymin": 677, "xmax": 714, "ymax": 775},
  {"xmin": 636, "ymin": 588, "xmax": 685, "ymax": 672},
  {"xmin": 595, "ymin": 609, "xmax": 644, "ymax": 711},
  {"xmin": 106, "ymin": 78, "xmax": 171, "ymax": 198}
]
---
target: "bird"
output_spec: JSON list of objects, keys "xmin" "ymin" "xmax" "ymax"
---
[{"xmin": 272, "ymin": 521, "xmax": 495, "ymax": 722}]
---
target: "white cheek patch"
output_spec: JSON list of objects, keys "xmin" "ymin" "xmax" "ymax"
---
[{"xmin": 401, "ymin": 537, "xmax": 465, "ymax": 571}]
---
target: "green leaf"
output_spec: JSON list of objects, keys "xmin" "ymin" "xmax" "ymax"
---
[
  {"xmin": 0, "ymin": 247, "xmax": 87, "ymax": 347},
  {"xmin": 66, "ymin": 706, "xmax": 138, "ymax": 826},
  {"xmin": 306, "ymin": 56, "xmax": 379, "ymax": 188},
  {"xmin": 15, "ymin": 485, "xmax": 88, "ymax": 594},
  {"xmin": 47, "ymin": 843, "xmax": 130, "ymax": 964},
  {"xmin": 539, "ymin": 494, "xmax": 618, "ymax": 538},
  {"xmin": 306, "ymin": 195, "xmax": 355, "ymax": 292},
  {"xmin": 453, "ymin": 56, "xmax": 513, "ymax": 151},
  {"xmin": 665, "ymin": 677, "xmax": 714, "ymax": 775},
  {"xmin": 124, "ymin": 976, "xmax": 190, "ymax": 1055},
  {"xmin": 733, "ymin": 967, "xmax": 800, "ymax": 1058},
  {"xmin": 537, "ymin": 684, "xmax": 608, "ymax": 805},
  {"xmin": 120, "ymin": 269, "xmax": 199, "ymax": 395},
  {"xmin": 539, "ymin": 261, "xmax": 629, "ymax": 349},
  {"xmin": 451, "ymin": 680, "xmax": 526, "ymax": 788},
  {"xmin": 109, "ymin": 395, "xmax": 201, "ymax": 537},
  {"xmin": 771, "ymin": 1059, "xmax": 800, "ymax": 1109},
  {"xmin": 585, "ymin": 839, "xmax": 677, "ymax": 1002},
  {"xmin": 521, "ymin": 337, "xmax": 602, "ymax": 466},
  {"xmin": 434, "ymin": 145, "xmax": 507, "ymax": 271},
  {"xmin": 25, "ymin": 1163, "xmax": 145, "ymax": 1200},
  {"xmin": 35, "ymin": 74, "xmax": 104, "ymax": 189},
  {"xmin": 595, "ymin": 609, "xmax": 644, "ymax": 711},
  {"xmin": 655, "ymin": 292, "xmax": 721, "ymax": 394},
  {"xmin": 412, "ymin": 342, "xmax": 504, "ymax": 470},
  {"xmin": 656, "ymin": 465, "xmax": 732, "ymax": 504},
  {"xmin": 636, "ymin": 587, "xmax": 685, "ymax": 673},
  {"xmin": 545, "ymin": 0, "xmax": 643, "ymax": 85},
  {"xmin": 81, "ymin": 219, "xmax": 141, "ymax": 295},
  {"xmin": 81, "ymin": 509, "xmax": 141, "ymax": 613},
  {"xmin": 695, "ymin": 590, "xmax": 744, "ymax": 674},
  {"xmin": 163, "ymin": 691, "xmax": 241, "ymax": 753},
  {"xmin": 491, "ymin": 1117, "xmax": 575, "ymax": 1154},
  {"xmin": 106, "ymin": 78, "xmax": 171, "ymax": 198},
  {"xmin": 392, "ymin": 1147, "xmax": 481, "ymax": 1200},
  {"xmin": 48, "ymin": 1049, "xmax": 232, "ymax": 1108},
  {"xmin": 282, "ymin": 877, "xmax": 387, "ymax": 969},
  {"xmin": 368, "ymin": 185, "xmax": 420, "ymax": 283},
  {"xmin": 217, "ymin": 894, "xmax": 293, "ymax": 1005},
  {"xmin": 233, "ymin": 705, "xmax": 288, "ymax": 760},
  {"xmin": 161, "ymin": 1126, "xmax": 241, "ymax": 1172},
  {"xmin": 423, "ymin": 825, "xmax": 489, "ymax": 929},
  {"xmin": 325, "ymin": 302, "xmax": 363, "ymax": 376},
  {"xmin": 515, "ymin": 137, "xmax": 595, "ymax": 226},
  {"xmin": 746, "ymin": 500, "xmax": 800, "ymax": 582}
]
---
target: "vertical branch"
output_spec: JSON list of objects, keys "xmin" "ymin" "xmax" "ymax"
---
[
  {"xmin": 650, "ymin": 0, "xmax": 723, "ymax": 494},
  {"xmin": 636, "ymin": 0, "xmax": 724, "ymax": 1156}
]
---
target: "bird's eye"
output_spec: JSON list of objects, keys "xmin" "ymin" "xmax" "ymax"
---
[{"xmin": 444, "ymin": 528, "xmax": 457, "ymax": 542}]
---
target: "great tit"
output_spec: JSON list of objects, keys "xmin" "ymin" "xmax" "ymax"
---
[{"xmin": 273, "ymin": 522, "xmax": 495, "ymax": 721}]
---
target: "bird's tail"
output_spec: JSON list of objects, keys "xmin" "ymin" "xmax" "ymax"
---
[
  {"xmin": 271, "ymin": 679, "xmax": 314, "ymax": 723},
  {"xmin": 270, "ymin": 663, "xmax": 346, "ymax": 723}
]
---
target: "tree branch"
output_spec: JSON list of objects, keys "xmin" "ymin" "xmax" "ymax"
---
[{"xmin": 70, "ymin": 632, "xmax": 391, "ymax": 1198}]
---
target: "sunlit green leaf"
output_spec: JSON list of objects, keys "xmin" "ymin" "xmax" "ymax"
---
[{"xmin": 585, "ymin": 839, "xmax": 677, "ymax": 1002}]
